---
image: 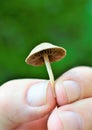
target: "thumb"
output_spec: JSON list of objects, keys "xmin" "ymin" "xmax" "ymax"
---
[{"xmin": 0, "ymin": 79, "xmax": 56, "ymax": 130}]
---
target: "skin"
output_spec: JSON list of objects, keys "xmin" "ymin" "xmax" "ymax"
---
[{"xmin": 0, "ymin": 66, "xmax": 92, "ymax": 130}]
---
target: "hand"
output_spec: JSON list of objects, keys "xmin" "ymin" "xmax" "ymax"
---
[
  {"xmin": 49, "ymin": 66, "xmax": 92, "ymax": 130},
  {"xmin": 0, "ymin": 79, "xmax": 56, "ymax": 130},
  {"xmin": 0, "ymin": 66, "xmax": 92, "ymax": 130}
]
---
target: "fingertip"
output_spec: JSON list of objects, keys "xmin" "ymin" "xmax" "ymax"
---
[
  {"xmin": 48, "ymin": 108, "xmax": 64, "ymax": 130},
  {"xmin": 55, "ymin": 66, "xmax": 92, "ymax": 106},
  {"xmin": 48, "ymin": 109, "xmax": 83, "ymax": 130},
  {"xmin": 55, "ymin": 80, "xmax": 80, "ymax": 106}
]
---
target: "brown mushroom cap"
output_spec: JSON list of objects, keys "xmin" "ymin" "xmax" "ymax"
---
[{"xmin": 25, "ymin": 42, "xmax": 66, "ymax": 66}]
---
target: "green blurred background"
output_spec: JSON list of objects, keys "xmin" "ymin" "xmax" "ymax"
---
[{"xmin": 0, "ymin": 0, "xmax": 92, "ymax": 85}]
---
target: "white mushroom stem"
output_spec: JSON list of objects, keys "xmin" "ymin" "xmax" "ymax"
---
[{"xmin": 43, "ymin": 54, "xmax": 55, "ymax": 97}]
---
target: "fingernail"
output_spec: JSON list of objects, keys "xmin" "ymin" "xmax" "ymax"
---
[
  {"xmin": 56, "ymin": 80, "xmax": 80, "ymax": 104},
  {"xmin": 58, "ymin": 111, "xmax": 82, "ymax": 130},
  {"xmin": 27, "ymin": 81, "xmax": 51, "ymax": 106}
]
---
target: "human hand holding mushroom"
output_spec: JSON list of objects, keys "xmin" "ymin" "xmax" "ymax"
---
[{"xmin": 0, "ymin": 42, "xmax": 92, "ymax": 130}]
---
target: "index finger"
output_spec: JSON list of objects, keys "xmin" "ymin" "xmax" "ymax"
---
[{"xmin": 55, "ymin": 66, "xmax": 92, "ymax": 106}]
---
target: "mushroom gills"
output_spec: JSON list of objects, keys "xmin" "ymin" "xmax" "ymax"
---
[{"xmin": 29, "ymin": 48, "xmax": 65, "ymax": 66}]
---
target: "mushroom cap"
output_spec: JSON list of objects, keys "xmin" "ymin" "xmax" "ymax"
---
[{"xmin": 25, "ymin": 42, "xmax": 66, "ymax": 66}]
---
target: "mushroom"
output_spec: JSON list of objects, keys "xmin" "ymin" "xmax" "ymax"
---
[{"xmin": 25, "ymin": 42, "xmax": 66, "ymax": 96}]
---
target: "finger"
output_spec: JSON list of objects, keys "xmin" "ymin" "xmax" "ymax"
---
[
  {"xmin": 0, "ymin": 79, "xmax": 56, "ymax": 130},
  {"xmin": 48, "ymin": 98, "xmax": 92, "ymax": 130},
  {"xmin": 55, "ymin": 66, "xmax": 92, "ymax": 106}
]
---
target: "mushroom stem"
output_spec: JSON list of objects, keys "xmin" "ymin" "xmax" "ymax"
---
[{"xmin": 43, "ymin": 54, "xmax": 55, "ymax": 97}]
